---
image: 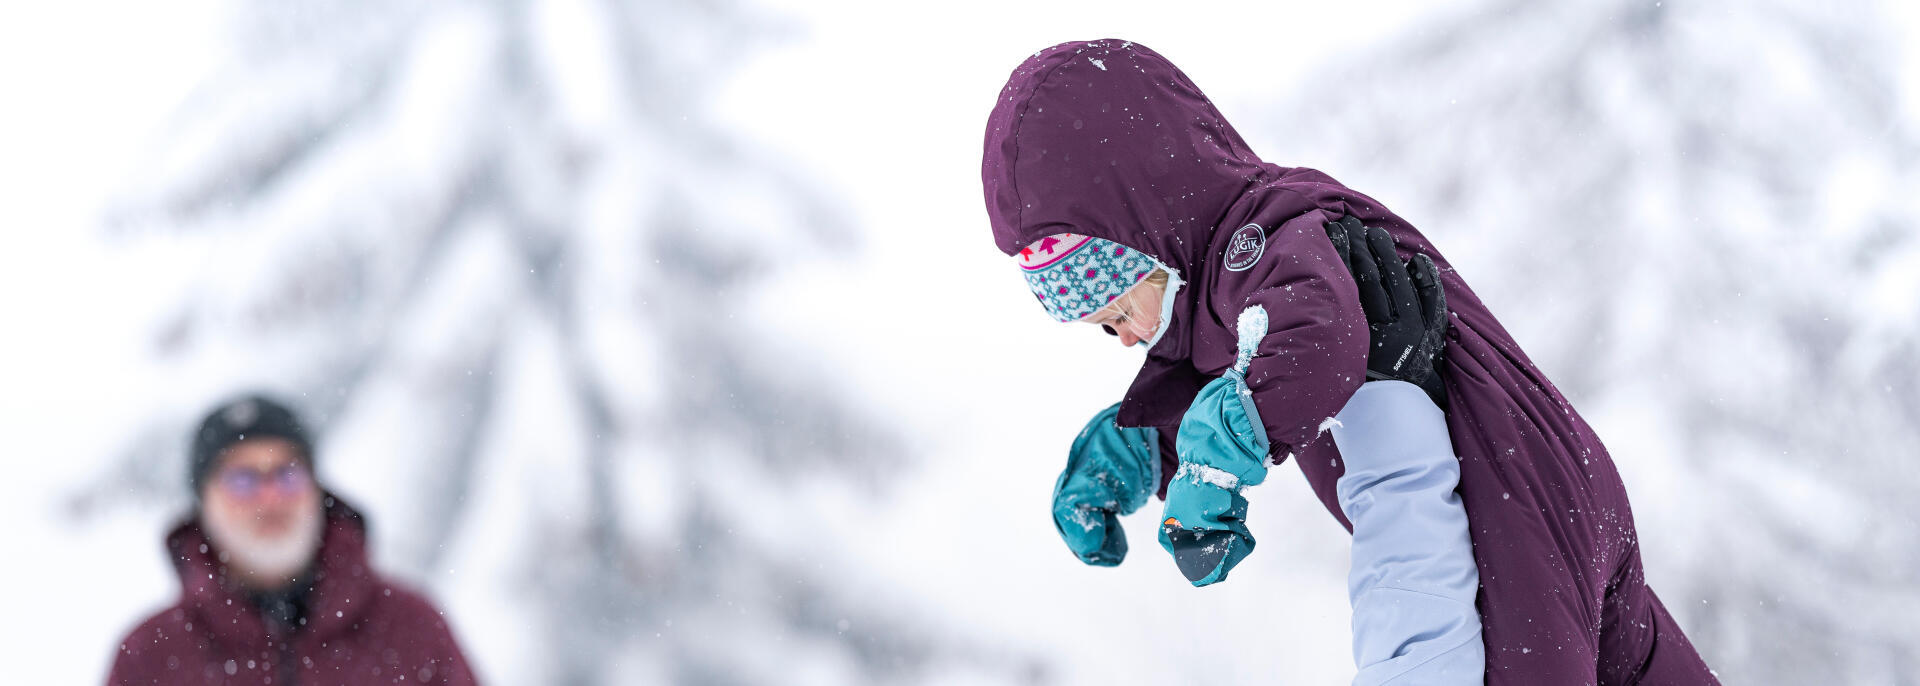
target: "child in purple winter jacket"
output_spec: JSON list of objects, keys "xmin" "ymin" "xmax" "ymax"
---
[{"xmin": 983, "ymin": 39, "xmax": 1720, "ymax": 686}]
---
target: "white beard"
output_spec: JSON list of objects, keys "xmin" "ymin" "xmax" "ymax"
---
[{"xmin": 204, "ymin": 501, "xmax": 324, "ymax": 586}]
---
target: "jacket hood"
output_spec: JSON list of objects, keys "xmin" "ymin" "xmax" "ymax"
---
[
  {"xmin": 983, "ymin": 39, "xmax": 1268, "ymax": 270},
  {"xmin": 983, "ymin": 39, "xmax": 1269, "ymax": 359}
]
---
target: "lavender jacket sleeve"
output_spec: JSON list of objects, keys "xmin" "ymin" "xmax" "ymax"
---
[{"xmin": 1331, "ymin": 381, "xmax": 1484, "ymax": 686}]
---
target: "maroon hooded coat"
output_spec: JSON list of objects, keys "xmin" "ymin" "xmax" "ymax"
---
[
  {"xmin": 109, "ymin": 496, "xmax": 477, "ymax": 686},
  {"xmin": 983, "ymin": 40, "xmax": 1718, "ymax": 685}
]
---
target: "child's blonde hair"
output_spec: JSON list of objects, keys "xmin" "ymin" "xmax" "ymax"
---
[{"xmin": 1142, "ymin": 267, "xmax": 1170, "ymax": 291}]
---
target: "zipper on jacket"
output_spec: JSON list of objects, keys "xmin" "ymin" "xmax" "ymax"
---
[
  {"xmin": 277, "ymin": 637, "xmax": 297, "ymax": 686},
  {"xmin": 262, "ymin": 607, "xmax": 299, "ymax": 686}
]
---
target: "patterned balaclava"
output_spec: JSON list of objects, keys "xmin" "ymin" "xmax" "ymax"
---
[
  {"xmin": 1016, "ymin": 233, "xmax": 1163, "ymax": 322},
  {"xmin": 1017, "ymin": 234, "xmax": 1183, "ymax": 355}
]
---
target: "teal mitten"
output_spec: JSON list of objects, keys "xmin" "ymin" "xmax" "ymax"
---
[
  {"xmin": 1158, "ymin": 367, "xmax": 1270, "ymax": 586},
  {"xmin": 1052, "ymin": 402, "xmax": 1161, "ymax": 566}
]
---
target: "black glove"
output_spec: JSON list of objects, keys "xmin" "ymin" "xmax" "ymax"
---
[{"xmin": 1324, "ymin": 216, "xmax": 1449, "ymax": 407}]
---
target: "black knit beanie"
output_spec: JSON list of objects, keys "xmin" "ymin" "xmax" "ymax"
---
[{"xmin": 189, "ymin": 394, "xmax": 315, "ymax": 498}]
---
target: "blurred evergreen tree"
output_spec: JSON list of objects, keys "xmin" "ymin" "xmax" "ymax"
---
[{"xmin": 89, "ymin": 0, "xmax": 1037, "ymax": 683}]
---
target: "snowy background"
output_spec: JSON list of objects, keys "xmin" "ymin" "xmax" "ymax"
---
[{"xmin": 3, "ymin": 0, "xmax": 1918, "ymax": 684}]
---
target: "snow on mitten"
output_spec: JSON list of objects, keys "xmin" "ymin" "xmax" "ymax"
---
[
  {"xmin": 1158, "ymin": 307, "xmax": 1272, "ymax": 586},
  {"xmin": 1052, "ymin": 402, "xmax": 1161, "ymax": 566}
]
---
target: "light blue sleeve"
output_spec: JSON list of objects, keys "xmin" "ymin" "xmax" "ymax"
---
[{"xmin": 1329, "ymin": 381, "xmax": 1485, "ymax": 686}]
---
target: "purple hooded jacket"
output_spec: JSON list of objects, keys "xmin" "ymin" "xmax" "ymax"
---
[{"xmin": 983, "ymin": 40, "xmax": 1717, "ymax": 685}]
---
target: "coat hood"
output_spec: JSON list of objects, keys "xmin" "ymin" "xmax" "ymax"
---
[
  {"xmin": 983, "ymin": 38, "xmax": 1268, "ymax": 263},
  {"xmin": 983, "ymin": 39, "xmax": 1269, "ymax": 362}
]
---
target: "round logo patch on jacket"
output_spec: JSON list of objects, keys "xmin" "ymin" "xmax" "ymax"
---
[{"xmin": 1224, "ymin": 224, "xmax": 1266, "ymax": 272}]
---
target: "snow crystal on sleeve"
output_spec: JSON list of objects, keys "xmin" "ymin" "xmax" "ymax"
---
[{"xmin": 1234, "ymin": 305, "xmax": 1268, "ymax": 373}]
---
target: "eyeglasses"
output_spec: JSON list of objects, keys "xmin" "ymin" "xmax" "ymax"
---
[
  {"xmin": 1086, "ymin": 293, "xmax": 1149, "ymax": 339},
  {"xmin": 216, "ymin": 464, "xmax": 312, "ymax": 499}
]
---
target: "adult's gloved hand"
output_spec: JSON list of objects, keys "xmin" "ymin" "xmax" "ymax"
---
[
  {"xmin": 1157, "ymin": 366, "xmax": 1269, "ymax": 586},
  {"xmin": 1324, "ymin": 215, "xmax": 1449, "ymax": 407},
  {"xmin": 1052, "ymin": 402, "xmax": 1161, "ymax": 566}
]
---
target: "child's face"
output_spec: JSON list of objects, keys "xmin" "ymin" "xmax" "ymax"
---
[{"xmin": 1081, "ymin": 279, "xmax": 1164, "ymax": 347}]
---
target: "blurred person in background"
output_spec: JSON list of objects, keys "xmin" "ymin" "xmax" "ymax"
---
[
  {"xmin": 109, "ymin": 395, "xmax": 477, "ymax": 686},
  {"xmin": 984, "ymin": 39, "xmax": 1718, "ymax": 684}
]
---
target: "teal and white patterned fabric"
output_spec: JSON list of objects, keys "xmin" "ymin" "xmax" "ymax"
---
[{"xmin": 1015, "ymin": 233, "xmax": 1162, "ymax": 322}]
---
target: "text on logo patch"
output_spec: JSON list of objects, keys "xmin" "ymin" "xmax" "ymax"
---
[{"xmin": 1224, "ymin": 223, "xmax": 1266, "ymax": 272}]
